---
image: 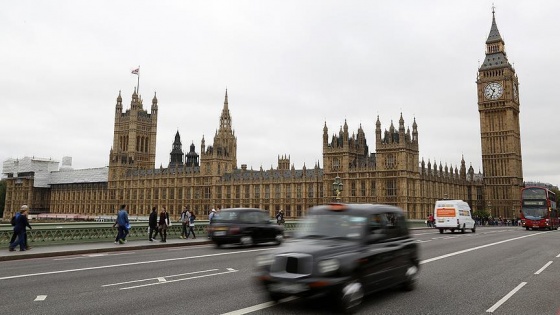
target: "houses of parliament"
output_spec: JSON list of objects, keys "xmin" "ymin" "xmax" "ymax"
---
[{"xmin": 2, "ymin": 11, "xmax": 523, "ymax": 221}]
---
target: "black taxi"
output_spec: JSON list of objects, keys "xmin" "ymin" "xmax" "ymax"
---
[
  {"xmin": 209, "ymin": 208, "xmax": 284, "ymax": 247},
  {"xmin": 255, "ymin": 203, "xmax": 419, "ymax": 313}
]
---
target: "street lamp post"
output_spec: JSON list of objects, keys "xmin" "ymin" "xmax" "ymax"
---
[{"xmin": 332, "ymin": 176, "xmax": 343, "ymax": 202}]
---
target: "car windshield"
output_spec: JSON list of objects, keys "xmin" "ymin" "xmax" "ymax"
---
[
  {"xmin": 522, "ymin": 207, "xmax": 548, "ymax": 219},
  {"xmin": 296, "ymin": 214, "xmax": 366, "ymax": 240},
  {"xmin": 213, "ymin": 211, "xmax": 269, "ymax": 224}
]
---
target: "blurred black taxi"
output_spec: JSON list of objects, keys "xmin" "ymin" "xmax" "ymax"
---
[
  {"xmin": 255, "ymin": 203, "xmax": 419, "ymax": 313},
  {"xmin": 209, "ymin": 208, "xmax": 284, "ymax": 247}
]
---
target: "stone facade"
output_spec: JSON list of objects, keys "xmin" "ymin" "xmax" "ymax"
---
[{"xmin": 3, "ymin": 11, "xmax": 522, "ymax": 221}]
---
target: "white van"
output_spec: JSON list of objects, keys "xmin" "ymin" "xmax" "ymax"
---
[{"xmin": 433, "ymin": 200, "xmax": 476, "ymax": 234}]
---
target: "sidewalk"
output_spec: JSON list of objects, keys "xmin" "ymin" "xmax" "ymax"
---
[{"xmin": 0, "ymin": 237, "xmax": 212, "ymax": 262}]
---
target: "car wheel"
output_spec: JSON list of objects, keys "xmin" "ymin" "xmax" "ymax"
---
[
  {"xmin": 336, "ymin": 278, "xmax": 364, "ymax": 314},
  {"xmin": 450, "ymin": 229, "xmax": 455, "ymax": 233},
  {"xmin": 268, "ymin": 291, "xmax": 285, "ymax": 303},
  {"xmin": 471, "ymin": 226, "xmax": 476, "ymax": 233},
  {"xmin": 214, "ymin": 242, "xmax": 222, "ymax": 248},
  {"xmin": 274, "ymin": 234, "xmax": 284, "ymax": 245},
  {"xmin": 240, "ymin": 235, "xmax": 254, "ymax": 246},
  {"xmin": 439, "ymin": 229, "xmax": 443, "ymax": 234},
  {"xmin": 525, "ymin": 227, "xmax": 529, "ymax": 230},
  {"xmin": 401, "ymin": 263, "xmax": 419, "ymax": 291}
]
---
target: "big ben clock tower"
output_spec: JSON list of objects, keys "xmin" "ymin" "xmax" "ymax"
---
[{"xmin": 477, "ymin": 8, "xmax": 523, "ymax": 219}]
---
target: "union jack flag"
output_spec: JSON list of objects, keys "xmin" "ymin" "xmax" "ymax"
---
[{"xmin": 131, "ymin": 68, "xmax": 139, "ymax": 75}]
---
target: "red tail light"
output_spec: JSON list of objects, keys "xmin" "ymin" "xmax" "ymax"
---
[{"xmin": 229, "ymin": 226, "xmax": 240, "ymax": 234}]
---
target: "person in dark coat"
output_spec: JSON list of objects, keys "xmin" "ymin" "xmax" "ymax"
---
[
  {"xmin": 186, "ymin": 212, "xmax": 196, "ymax": 239},
  {"xmin": 9, "ymin": 205, "xmax": 32, "ymax": 251},
  {"xmin": 149, "ymin": 206, "xmax": 160, "ymax": 241}
]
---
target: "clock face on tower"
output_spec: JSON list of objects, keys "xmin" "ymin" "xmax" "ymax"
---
[{"xmin": 484, "ymin": 82, "xmax": 504, "ymax": 100}]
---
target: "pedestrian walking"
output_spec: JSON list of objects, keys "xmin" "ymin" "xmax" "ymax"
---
[
  {"xmin": 9, "ymin": 206, "xmax": 31, "ymax": 250},
  {"xmin": 186, "ymin": 211, "xmax": 196, "ymax": 239},
  {"xmin": 9, "ymin": 205, "xmax": 32, "ymax": 252},
  {"xmin": 208, "ymin": 208, "xmax": 216, "ymax": 238},
  {"xmin": 159, "ymin": 206, "xmax": 170, "ymax": 242},
  {"xmin": 149, "ymin": 206, "xmax": 160, "ymax": 241},
  {"xmin": 275, "ymin": 209, "xmax": 285, "ymax": 225},
  {"xmin": 116, "ymin": 204, "xmax": 130, "ymax": 244},
  {"xmin": 180, "ymin": 207, "xmax": 190, "ymax": 239}
]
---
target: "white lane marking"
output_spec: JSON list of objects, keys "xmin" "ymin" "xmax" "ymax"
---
[
  {"xmin": 227, "ymin": 268, "xmax": 236, "ymax": 271},
  {"xmin": 102, "ymin": 269, "xmax": 219, "ymax": 287},
  {"xmin": 420, "ymin": 232, "xmax": 546, "ymax": 264},
  {"xmin": 34, "ymin": 295, "xmax": 47, "ymax": 301},
  {"xmin": 416, "ymin": 240, "xmax": 432, "ymax": 243},
  {"xmin": 120, "ymin": 269, "xmax": 238, "ymax": 290},
  {"xmin": 221, "ymin": 296, "xmax": 298, "ymax": 315},
  {"xmin": 534, "ymin": 261, "xmax": 553, "ymax": 275},
  {"xmin": 166, "ymin": 245, "xmax": 209, "ymax": 251},
  {"xmin": 54, "ymin": 252, "xmax": 135, "ymax": 261},
  {"xmin": 556, "ymin": 253, "xmax": 560, "ymax": 258},
  {"xmin": 157, "ymin": 277, "xmax": 166, "ymax": 282},
  {"xmin": 0, "ymin": 248, "xmax": 271, "ymax": 281},
  {"xmin": 486, "ymin": 282, "xmax": 527, "ymax": 313}
]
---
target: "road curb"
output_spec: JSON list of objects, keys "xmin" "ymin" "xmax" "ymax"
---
[{"xmin": 0, "ymin": 240, "xmax": 213, "ymax": 262}]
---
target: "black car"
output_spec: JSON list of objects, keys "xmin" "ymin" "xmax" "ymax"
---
[
  {"xmin": 209, "ymin": 208, "xmax": 284, "ymax": 247},
  {"xmin": 255, "ymin": 203, "xmax": 420, "ymax": 313}
]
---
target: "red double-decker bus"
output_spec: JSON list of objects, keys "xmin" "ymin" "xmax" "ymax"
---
[{"xmin": 520, "ymin": 186, "xmax": 559, "ymax": 230}]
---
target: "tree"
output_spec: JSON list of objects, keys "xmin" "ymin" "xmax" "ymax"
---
[{"xmin": 472, "ymin": 210, "xmax": 490, "ymax": 219}]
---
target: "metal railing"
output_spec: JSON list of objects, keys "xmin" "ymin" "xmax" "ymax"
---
[{"xmin": 0, "ymin": 220, "xmax": 425, "ymax": 246}]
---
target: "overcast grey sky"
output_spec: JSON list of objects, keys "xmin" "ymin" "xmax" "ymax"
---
[{"xmin": 2, "ymin": 1, "xmax": 559, "ymax": 186}]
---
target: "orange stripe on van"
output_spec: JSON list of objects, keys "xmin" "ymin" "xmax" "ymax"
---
[{"xmin": 436, "ymin": 208, "xmax": 456, "ymax": 217}]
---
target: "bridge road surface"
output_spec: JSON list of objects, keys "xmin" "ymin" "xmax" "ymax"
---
[{"xmin": 0, "ymin": 227, "xmax": 559, "ymax": 315}]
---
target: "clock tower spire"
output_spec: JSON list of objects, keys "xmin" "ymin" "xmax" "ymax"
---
[{"xmin": 477, "ymin": 8, "xmax": 523, "ymax": 219}]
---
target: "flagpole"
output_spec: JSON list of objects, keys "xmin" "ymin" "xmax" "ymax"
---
[{"xmin": 137, "ymin": 66, "xmax": 140, "ymax": 94}]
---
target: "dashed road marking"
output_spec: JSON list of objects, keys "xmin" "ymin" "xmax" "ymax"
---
[
  {"xmin": 486, "ymin": 282, "xmax": 526, "ymax": 313},
  {"xmin": 534, "ymin": 261, "xmax": 553, "ymax": 275},
  {"xmin": 34, "ymin": 295, "xmax": 47, "ymax": 301}
]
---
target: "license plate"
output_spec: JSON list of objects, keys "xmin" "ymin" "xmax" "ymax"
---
[
  {"xmin": 269, "ymin": 283, "xmax": 307, "ymax": 294},
  {"xmin": 214, "ymin": 231, "xmax": 226, "ymax": 236}
]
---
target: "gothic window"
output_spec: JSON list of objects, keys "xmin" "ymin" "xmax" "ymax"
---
[
  {"xmin": 235, "ymin": 186, "xmax": 240, "ymax": 199},
  {"xmin": 307, "ymin": 183, "xmax": 314, "ymax": 198},
  {"xmin": 297, "ymin": 185, "xmax": 302, "ymax": 198},
  {"xmin": 255, "ymin": 186, "xmax": 260, "ymax": 199},
  {"xmin": 361, "ymin": 180, "xmax": 366, "ymax": 196},
  {"xmin": 265, "ymin": 185, "xmax": 270, "ymax": 199},
  {"xmin": 216, "ymin": 186, "xmax": 222, "ymax": 199},
  {"xmin": 244, "ymin": 185, "xmax": 250, "ymax": 199},
  {"xmin": 333, "ymin": 158, "xmax": 340, "ymax": 171},
  {"xmin": 351, "ymin": 182, "xmax": 356, "ymax": 197},
  {"xmin": 285, "ymin": 184, "xmax": 292, "ymax": 199},
  {"xmin": 275, "ymin": 184, "xmax": 281, "ymax": 199},
  {"xmin": 386, "ymin": 179, "xmax": 397, "ymax": 197},
  {"xmin": 385, "ymin": 154, "xmax": 395, "ymax": 169}
]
